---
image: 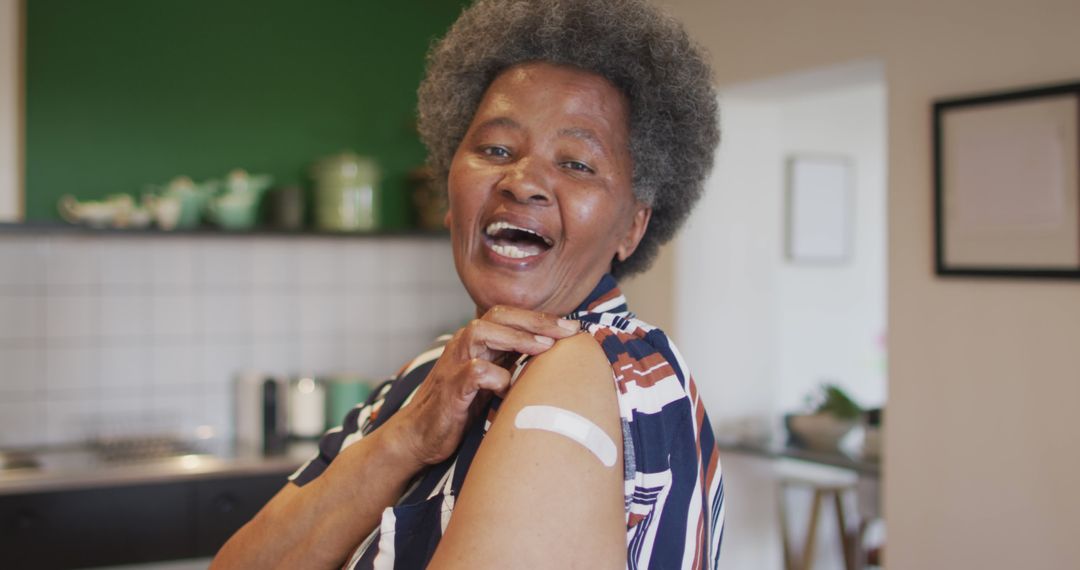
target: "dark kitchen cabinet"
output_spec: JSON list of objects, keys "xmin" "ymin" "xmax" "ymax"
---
[
  {"xmin": 193, "ymin": 473, "xmax": 287, "ymax": 557},
  {"xmin": 0, "ymin": 472, "xmax": 288, "ymax": 569}
]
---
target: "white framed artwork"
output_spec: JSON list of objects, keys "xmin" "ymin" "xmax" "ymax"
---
[{"xmin": 785, "ymin": 155, "xmax": 854, "ymax": 264}]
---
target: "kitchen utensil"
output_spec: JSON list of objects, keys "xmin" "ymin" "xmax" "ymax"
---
[
  {"xmin": 160, "ymin": 176, "xmax": 211, "ymax": 228},
  {"xmin": 234, "ymin": 372, "xmax": 287, "ymax": 454},
  {"xmin": 311, "ymin": 152, "xmax": 381, "ymax": 232},
  {"xmin": 286, "ymin": 377, "xmax": 327, "ymax": 440},
  {"xmin": 57, "ymin": 194, "xmax": 133, "ymax": 228},
  {"xmin": 323, "ymin": 376, "xmax": 373, "ymax": 429},
  {"xmin": 143, "ymin": 194, "xmax": 182, "ymax": 230},
  {"xmin": 268, "ymin": 185, "xmax": 305, "ymax": 230},
  {"xmin": 206, "ymin": 192, "xmax": 260, "ymax": 230}
]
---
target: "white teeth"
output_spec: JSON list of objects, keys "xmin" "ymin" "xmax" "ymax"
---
[
  {"xmin": 489, "ymin": 243, "xmax": 532, "ymax": 259},
  {"xmin": 484, "ymin": 221, "xmax": 553, "ymax": 245}
]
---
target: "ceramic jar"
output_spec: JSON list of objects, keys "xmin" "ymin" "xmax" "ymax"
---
[{"xmin": 311, "ymin": 152, "xmax": 381, "ymax": 232}]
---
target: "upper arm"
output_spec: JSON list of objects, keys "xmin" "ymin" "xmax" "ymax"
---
[{"xmin": 429, "ymin": 332, "xmax": 625, "ymax": 570}]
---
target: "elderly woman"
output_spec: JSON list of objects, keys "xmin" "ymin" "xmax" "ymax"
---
[{"xmin": 214, "ymin": 0, "xmax": 721, "ymax": 568}]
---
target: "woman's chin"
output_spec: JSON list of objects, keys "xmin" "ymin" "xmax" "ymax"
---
[{"xmin": 468, "ymin": 278, "xmax": 548, "ymax": 314}]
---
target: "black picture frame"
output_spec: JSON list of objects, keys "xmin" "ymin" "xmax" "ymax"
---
[{"xmin": 933, "ymin": 80, "xmax": 1080, "ymax": 279}]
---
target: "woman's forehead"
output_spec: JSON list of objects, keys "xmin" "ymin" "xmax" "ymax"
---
[{"xmin": 474, "ymin": 62, "xmax": 630, "ymax": 138}]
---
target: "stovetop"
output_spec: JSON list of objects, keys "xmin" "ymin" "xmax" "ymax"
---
[{"xmin": 0, "ymin": 437, "xmax": 316, "ymax": 495}]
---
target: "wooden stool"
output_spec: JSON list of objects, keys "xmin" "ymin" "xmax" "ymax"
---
[{"xmin": 778, "ymin": 477, "xmax": 857, "ymax": 570}]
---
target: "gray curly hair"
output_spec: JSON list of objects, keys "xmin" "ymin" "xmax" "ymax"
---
[{"xmin": 417, "ymin": 0, "xmax": 719, "ymax": 278}]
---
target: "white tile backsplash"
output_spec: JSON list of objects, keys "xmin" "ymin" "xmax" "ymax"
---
[
  {"xmin": 250, "ymin": 240, "xmax": 299, "ymax": 289},
  {"xmin": 0, "ymin": 346, "xmax": 44, "ymax": 397},
  {"xmin": 297, "ymin": 239, "xmax": 342, "ymax": 289},
  {"xmin": 199, "ymin": 240, "xmax": 253, "ymax": 290},
  {"xmin": 378, "ymin": 240, "xmax": 427, "ymax": 287},
  {"xmin": 250, "ymin": 292, "xmax": 298, "ymax": 337},
  {"xmin": 45, "ymin": 238, "xmax": 100, "ymax": 289},
  {"xmin": 99, "ymin": 344, "xmax": 150, "ymax": 390},
  {"xmin": 152, "ymin": 343, "xmax": 199, "ymax": 388},
  {"xmin": 152, "ymin": 293, "xmax": 198, "ymax": 337},
  {"xmin": 99, "ymin": 293, "xmax": 150, "ymax": 338},
  {"xmin": 98, "ymin": 241, "xmax": 152, "ymax": 288},
  {"xmin": 0, "ymin": 237, "xmax": 47, "ymax": 290},
  {"xmin": 298, "ymin": 293, "xmax": 346, "ymax": 336},
  {"xmin": 342, "ymin": 335, "xmax": 380, "ymax": 379},
  {"xmin": 0, "ymin": 294, "xmax": 43, "ymax": 340},
  {"xmin": 341, "ymin": 240, "xmax": 380, "ymax": 287},
  {"xmin": 45, "ymin": 293, "xmax": 99, "ymax": 339},
  {"xmin": 0, "ymin": 400, "xmax": 45, "ymax": 446},
  {"xmin": 299, "ymin": 335, "xmax": 346, "ymax": 375},
  {"xmin": 152, "ymin": 239, "xmax": 198, "ymax": 291},
  {"xmin": 200, "ymin": 293, "xmax": 252, "ymax": 337},
  {"xmin": 427, "ymin": 241, "xmax": 461, "ymax": 286},
  {"xmin": 44, "ymin": 346, "xmax": 100, "ymax": 394},
  {"xmin": 0, "ymin": 234, "xmax": 460, "ymax": 447},
  {"xmin": 251, "ymin": 339, "xmax": 299, "ymax": 375},
  {"xmin": 199, "ymin": 340, "xmax": 252, "ymax": 387},
  {"xmin": 344, "ymin": 290, "xmax": 379, "ymax": 335},
  {"xmin": 44, "ymin": 396, "xmax": 97, "ymax": 445},
  {"xmin": 384, "ymin": 288, "xmax": 428, "ymax": 334}
]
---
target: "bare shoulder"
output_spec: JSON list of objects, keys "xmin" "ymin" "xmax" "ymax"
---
[{"xmin": 507, "ymin": 331, "xmax": 615, "ymax": 414}]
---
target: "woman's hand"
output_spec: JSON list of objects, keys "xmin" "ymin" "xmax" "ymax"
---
[{"xmin": 384, "ymin": 306, "xmax": 580, "ymax": 467}]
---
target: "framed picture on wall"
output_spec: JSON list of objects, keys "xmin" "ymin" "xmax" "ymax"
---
[
  {"xmin": 933, "ymin": 80, "xmax": 1080, "ymax": 278},
  {"xmin": 784, "ymin": 155, "xmax": 854, "ymax": 264}
]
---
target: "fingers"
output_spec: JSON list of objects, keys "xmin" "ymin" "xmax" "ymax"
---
[
  {"xmin": 481, "ymin": 305, "xmax": 580, "ymax": 340},
  {"xmin": 467, "ymin": 359, "xmax": 512, "ymax": 399},
  {"xmin": 460, "ymin": 318, "xmax": 564, "ymax": 359}
]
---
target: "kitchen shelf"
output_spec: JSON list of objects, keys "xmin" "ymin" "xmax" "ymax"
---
[{"xmin": 0, "ymin": 221, "xmax": 449, "ymax": 239}]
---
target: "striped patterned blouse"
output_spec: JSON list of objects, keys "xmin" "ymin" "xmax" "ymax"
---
[{"xmin": 290, "ymin": 274, "xmax": 725, "ymax": 569}]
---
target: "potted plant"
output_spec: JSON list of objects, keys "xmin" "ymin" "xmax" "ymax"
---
[{"xmin": 786, "ymin": 383, "xmax": 862, "ymax": 451}]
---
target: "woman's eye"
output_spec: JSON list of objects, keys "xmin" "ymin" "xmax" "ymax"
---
[
  {"xmin": 562, "ymin": 160, "xmax": 595, "ymax": 174},
  {"xmin": 481, "ymin": 146, "xmax": 511, "ymax": 159}
]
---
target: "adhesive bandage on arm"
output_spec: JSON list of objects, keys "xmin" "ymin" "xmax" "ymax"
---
[{"xmin": 513, "ymin": 405, "xmax": 617, "ymax": 467}]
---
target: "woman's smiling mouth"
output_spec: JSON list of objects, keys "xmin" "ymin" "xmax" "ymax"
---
[{"xmin": 483, "ymin": 221, "xmax": 554, "ymax": 260}]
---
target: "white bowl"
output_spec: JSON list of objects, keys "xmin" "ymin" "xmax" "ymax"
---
[{"xmin": 788, "ymin": 413, "xmax": 856, "ymax": 451}]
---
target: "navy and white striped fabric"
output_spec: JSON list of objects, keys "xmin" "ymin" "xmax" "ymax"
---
[{"xmin": 290, "ymin": 274, "xmax": 724, "ymax": 569}]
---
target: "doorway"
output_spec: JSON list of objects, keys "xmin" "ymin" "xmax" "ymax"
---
[{"xmin": 676, "ymin": 60, "xmax": 888, "ymax": 568}]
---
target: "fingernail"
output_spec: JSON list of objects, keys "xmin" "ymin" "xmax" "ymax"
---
[
  {"xmin": 534, "ymin": 335, "xmax": 554, "ymax": 346},
  {"xmin": 557, "ymin": 318, "xmax": 578, "ymax": 331}
]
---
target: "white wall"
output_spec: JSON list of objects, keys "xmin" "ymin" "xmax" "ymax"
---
[
  {"xmin": 657, "ymin": 1, "xmax": 1080, "ymax": 568},
  {"xmin": 678, "ymin": 68, "xmax": 886, "ymax": 429},
  {"xmin": 676, "ymin": 69, "xmax": 886, "ymax": 569},
  {"xmin": 770, "ymin": 79, "xmax": 887, "ymax": 412},
  {"xmin": 0, "ymin": 0, "xmax": 21, "ymax": 220},
  {"xmin": 676, "ymin": 96, "xmax": 782, "ymax": 429}
]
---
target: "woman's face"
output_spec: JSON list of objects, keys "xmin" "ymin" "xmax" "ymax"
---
[{"xmin": 446, "ymin": 62, "xmax": 651, "ymax": 316}]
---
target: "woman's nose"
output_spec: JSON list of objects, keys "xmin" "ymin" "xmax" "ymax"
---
[{"xmin": 499, "ymin": 157, "xmax": 552, "ymax": 205}]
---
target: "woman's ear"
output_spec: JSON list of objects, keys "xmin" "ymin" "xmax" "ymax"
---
[{"xmin": 615, "ymin": 205, "xmax": 652, "ymax": 262}]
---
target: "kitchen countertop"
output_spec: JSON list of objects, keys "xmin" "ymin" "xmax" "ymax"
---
[{"xmin": 0, "ymin": 441, "xmax": 316, "ymax": 495}]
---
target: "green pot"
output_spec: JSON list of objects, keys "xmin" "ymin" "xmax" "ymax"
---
[
  {"xmin": 311, "ymin": 152, "xmax": 381, "ymax": 232},
  {"xmin": 207, "ymin": 193, "xmax": 259, "ymax": 230}
]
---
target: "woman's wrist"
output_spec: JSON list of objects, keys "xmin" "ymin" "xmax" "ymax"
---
[{"xmin": 369, "ymin": 416, "xmax": 429, "ymax": 475}]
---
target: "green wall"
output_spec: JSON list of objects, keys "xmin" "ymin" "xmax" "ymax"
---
[{"xmin": 26, "ymin": 0, "xmax": 467, "ymax": 227}]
